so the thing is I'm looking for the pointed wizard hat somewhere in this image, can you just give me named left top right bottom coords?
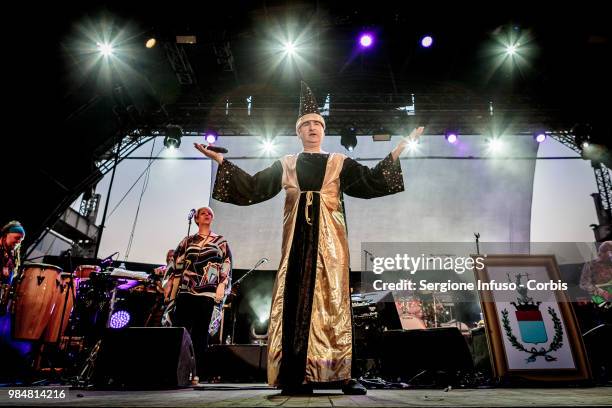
left=296, top=81, right=326, bottom=133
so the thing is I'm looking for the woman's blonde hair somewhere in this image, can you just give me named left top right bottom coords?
left=194, top=206, right=215, bottom=225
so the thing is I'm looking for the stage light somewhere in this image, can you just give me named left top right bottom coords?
left=341, top=127, right=357, bottom=151
left=97, top=42, right=114, bottom=57
left=573, top=123, right=592, bottom=151
left=205, top=131, right=218, bottom=144
left=487, top=137, right=504, bottom=153
left=505, top=44, right=517, bottom=56
left=250, top=317, right=269, bottom=344
left=261, top=138, right=276, bottom=154
left=145, top=38, right=156, bottom=48
left=176, top=35, right=197, bottom=44
left=407, top=139, right=419, bottom=152
left=283, top=41, right=296, bottom=56
left=444, top=130, right=458, bottom=144
left=533, top=132, right=547, bottom=143
left=109, top=310, right=131, bottom=329
left=421, top=36, right=433, bottom=48
left=164, top=125, right=182, bottom=149
left=359, top=33, right=374, bottom=48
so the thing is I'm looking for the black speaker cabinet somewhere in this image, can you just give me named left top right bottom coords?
left=92, top=327, right=196, bottom=388
left=381, top=327, right=473, bottom=379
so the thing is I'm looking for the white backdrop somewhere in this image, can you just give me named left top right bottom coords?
left=86, top=135, right=598, bottom=267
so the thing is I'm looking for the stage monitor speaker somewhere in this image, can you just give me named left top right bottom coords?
left=92, top=327, right=196, bottom=388
left=201, top=344, right=267, bottom=382
left=381, top=327, right=473, bottom=379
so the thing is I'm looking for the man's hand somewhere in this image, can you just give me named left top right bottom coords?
left=392, top=127, right=425, bottom=161
left=194, top=143, right=224, bottom=164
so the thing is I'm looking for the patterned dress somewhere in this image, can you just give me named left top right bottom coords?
left=167, top=233, right=232, bottom=335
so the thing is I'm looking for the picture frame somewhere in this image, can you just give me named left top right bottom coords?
left=474, top=254, right=591, bottom=382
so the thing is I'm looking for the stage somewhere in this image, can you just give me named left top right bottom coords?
left=1, top=384, right=611, bottom=407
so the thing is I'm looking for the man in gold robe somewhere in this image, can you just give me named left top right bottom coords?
left=195, top=82, right=423, bottom=394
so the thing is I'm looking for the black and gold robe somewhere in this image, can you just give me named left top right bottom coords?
left=213, top=152, right=404, bottom=386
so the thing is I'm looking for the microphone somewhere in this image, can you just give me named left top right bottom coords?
left=254, top=257, right=269, bottom=269
left=205, top=145, right=228, bottom=154
left=187, top=208, right=196, bottom=221
left=100, top=252, right=119, bottom=267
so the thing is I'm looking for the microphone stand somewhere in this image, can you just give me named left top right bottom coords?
left=233, top=259, right=268, bottom=287
left=187, top=211, right=195, bottom=238
left=229, top=258, right=269, bottom=344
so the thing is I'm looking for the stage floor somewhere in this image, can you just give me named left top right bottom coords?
left=1, top=384, right=611, bottom=407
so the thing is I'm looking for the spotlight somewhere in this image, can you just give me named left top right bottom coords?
left=487, top=137, right=504, bottom=153
left=164, top=125, right=183, bottom=149
left=145, top=38, right=157, bottom=48
left=261, top=138, right=276, bottom=154
left=97, top=42, right=114, bottom=57
left=444, top=130, right=459, bottom=144
left=341, top=127, right=357, bottom=151
left=421, top=35, right=433, bottom=48
left=250, top=318, right=269, bottom=344
left=573, top=123, right=592, bottom=151
left=283, top=41, right=296, bottom=55
left=407, top=139, right=419, bottom=152
left=109, top=310, right=131, bottom=329
left=533, top=132, right=547, bottom=143
left=505, top=44, right=517, bottom=56
left=204, top=131, right=218, bottom=144
left=359, top=33, right=374, bottom=48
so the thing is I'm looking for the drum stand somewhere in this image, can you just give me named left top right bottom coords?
left=72, top=338, right=102, bottom=388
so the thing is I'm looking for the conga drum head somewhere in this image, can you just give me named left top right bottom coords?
left=21, top=262, right=63, bottom=272
left=13, top=263, right=62, bottom=340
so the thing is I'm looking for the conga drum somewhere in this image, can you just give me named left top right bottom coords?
left=12, top=263, right=62, bottom=340
left=43, top=272, right=76, bottom=343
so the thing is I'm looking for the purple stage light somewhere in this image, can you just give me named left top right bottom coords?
left=109, top=310, right=131, bottom=329
left=421, top=36, right=433, bottom=48
left=359, top=33, right=374, bottom=48
left=534, top=133, right=546, bottom=143
left=445, top=131, right=459, bottom=144
left=205, top=132, right=218, bottom=144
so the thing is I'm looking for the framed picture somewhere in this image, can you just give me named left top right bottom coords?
left=474, top=254, right=591, bottom=382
